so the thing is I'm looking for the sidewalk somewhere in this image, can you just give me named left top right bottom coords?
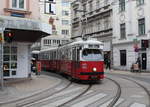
left=105, top=69, right=150, bottom=76
left=0, top=73, right=61, bottom=104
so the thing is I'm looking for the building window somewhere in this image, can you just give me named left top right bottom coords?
left=62, top=20, right=69, bottom=25
left=62, top=10, right=69, bottom=16
left=120, top=50, right=126, bottom=66
left=119, top=0, right=125, bottom=12
left=89, top=1, right=93, bottom=12
left=138, top=18, right=145, bottom=35
left=104, top=0, right=108, bottom=6
left=62, top=30, right=69, bottom=35
left=82, top=4, right=86, bottom=15
left=120, top=23, right=126, bottom=39
left=104, top=18, right=109, bottom=29
left=96, top=0, right=100, bottom=9
left=45, top=2, right=56, bottom=14
left=12, top=0, right=25, bottom=9
left=137, top=0, right=144, bottom=6
left=62, top=0, right=70, bottom=6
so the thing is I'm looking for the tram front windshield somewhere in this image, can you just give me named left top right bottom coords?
left=82, top=49, right=103, bottom=61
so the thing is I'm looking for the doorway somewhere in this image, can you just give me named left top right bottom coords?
left=141, top=53, right=147, bottom=70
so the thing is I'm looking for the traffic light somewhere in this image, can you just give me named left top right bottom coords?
left=0, top=32, right=4, bottom=43
left=141, top=39, right=149, bottom=48
left=4, top=30, right=14, bottom=43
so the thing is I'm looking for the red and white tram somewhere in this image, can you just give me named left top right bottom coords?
left=39, top=38, right=104, bottom=81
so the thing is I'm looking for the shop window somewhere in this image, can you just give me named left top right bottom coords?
left=3, top=45, right=17, bottom=77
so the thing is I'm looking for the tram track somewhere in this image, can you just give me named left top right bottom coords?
left=121, top=76, right=150, bottom=107
left=105, top=77, right=122, bottom=107
left=106, top=74, right=150, bottom=107
left=22, top=83, right=92, bottom=107
left=57, top=84, right=92, bottom=107
left=0, top=75, right=72, bottom=107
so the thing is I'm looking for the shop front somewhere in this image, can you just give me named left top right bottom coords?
left=0, top=16, right=52, bottom=78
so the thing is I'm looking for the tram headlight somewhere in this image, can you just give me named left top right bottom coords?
left=93, top=67, right=97, bottom=72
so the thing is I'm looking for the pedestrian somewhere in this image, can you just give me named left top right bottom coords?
left=106, top=59, right=111, bottom=70
left=136, top=57, right=141, bottom=72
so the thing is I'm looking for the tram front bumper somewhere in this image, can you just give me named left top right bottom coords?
left=80, top=72, right=104, bottom=80
left=80, top=72, right=104, bottom=75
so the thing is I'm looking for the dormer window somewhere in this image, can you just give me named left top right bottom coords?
left=12, top=0, right=25, bottom=9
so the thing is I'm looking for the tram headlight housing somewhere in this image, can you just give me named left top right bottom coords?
left=93, top=67, right=97, bottom=72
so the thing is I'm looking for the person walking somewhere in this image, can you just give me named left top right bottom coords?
left=136, top=57, right=141, bottom=72
left=106, top=59, right=111, bottom=70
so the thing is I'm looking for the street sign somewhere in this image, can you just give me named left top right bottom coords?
left=133, top=38, right=139, bottom=52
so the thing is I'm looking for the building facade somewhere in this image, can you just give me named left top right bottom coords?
left=112, top=0, right=150, bottom=71
left=41, top=36, right=69, bottom=50
left=36, top=0, right=71, bottom=50
left=71, top=0, right=113, bottom=64
left=0, top=0, right=51, bottom=78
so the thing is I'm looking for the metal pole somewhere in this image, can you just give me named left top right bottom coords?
left=0, top=29, right=4, bottom=90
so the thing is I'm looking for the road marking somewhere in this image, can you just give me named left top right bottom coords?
left=99, top=98, right=124, bottom=107
left=50, top=87, right=82, bottom=98
left=130, top=95, right=144, bottom=98
left=27, top=87, right=82, bottom=106
left=130, top=103, right=146, bottom=107
left=43, top=94, right=78, bottom=107
left=42, top=90, right=94, bottom=107
left=71, top=93, right=106, bottom=107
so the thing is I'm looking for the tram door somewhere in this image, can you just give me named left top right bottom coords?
left=72, top=47, right=76, bottom=77
left=141, top=53, right=147, bottom=70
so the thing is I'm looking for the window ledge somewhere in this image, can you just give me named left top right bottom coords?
left=136, top=34, right=147, bottom=37
left=4, top=8, right=31, bottom=15
left=119, top=38, right=126, bottom=40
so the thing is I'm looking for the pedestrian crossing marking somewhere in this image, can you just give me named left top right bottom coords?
left=42, top=90, right=94, bottom=107
left=99, top=98, right=124, bottom=107
left=71, top=93, right=106, bottom=107
left=26, top=87, right=82, bottom=106
left=43, top=94, right=78, bottom=107
left=130, top=103, right=146, bottom=107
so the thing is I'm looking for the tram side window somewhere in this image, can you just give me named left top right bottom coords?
left=72, top=48, right=76, bottom=61
left=77, top=48, right=80, bottom=61
left=54, top=51, right=56, bottom=60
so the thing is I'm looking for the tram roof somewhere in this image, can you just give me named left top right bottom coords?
left=72, top=39, right=102, bottom=45
left=40, top=47, right=58, bottom=53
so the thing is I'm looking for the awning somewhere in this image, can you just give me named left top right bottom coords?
left=0, top=15, right=52, bottom=35
left=0, top=15, right=52, bottom=42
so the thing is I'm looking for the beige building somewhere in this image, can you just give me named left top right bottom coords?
left=0, top=0, right=51, bottom=78
left=71, top=0, right=113, bottom=64
left=38, top=0, right=71, bottom=49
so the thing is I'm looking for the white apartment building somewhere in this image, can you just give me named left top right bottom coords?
left=71, top=0, right=113, bottom=63
left=39, top=0, right=71, bottom=49
left=112, top=0, right=150, bottom=71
